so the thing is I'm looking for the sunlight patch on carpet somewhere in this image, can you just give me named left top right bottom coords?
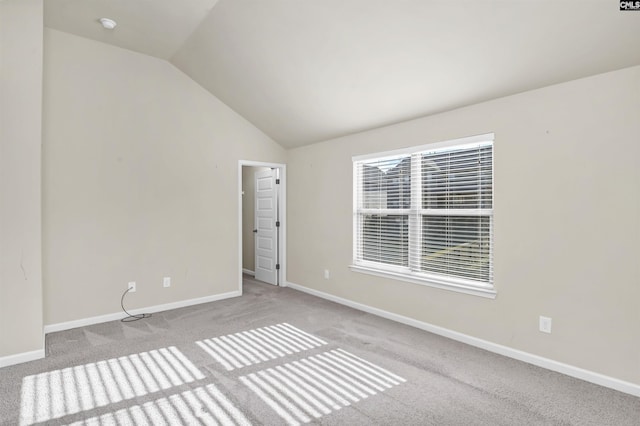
left=196, top=323, right=327, bottom=371
left=240, top=349, right=405, bottom=426
left=19, top=347, right=204, bottom=426
left=64, top=384, right=251, bottom=426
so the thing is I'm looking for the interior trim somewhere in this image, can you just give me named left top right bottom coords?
left=0, top=349, right=45, bottom=369
left=44, top=290, right=241, bottom=334
left=349, top=264, right=496, bottom=299
left=284, top=280, right=640, bottom=397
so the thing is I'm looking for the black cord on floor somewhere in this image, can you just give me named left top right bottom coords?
left=120, top=287, right=152, bottom=322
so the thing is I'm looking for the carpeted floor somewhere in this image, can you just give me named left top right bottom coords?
left=1, top=276, right=638, bottom=425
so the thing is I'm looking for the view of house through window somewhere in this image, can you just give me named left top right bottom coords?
left=352, top=134, right=494, bottom=296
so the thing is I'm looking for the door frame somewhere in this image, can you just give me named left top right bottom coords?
left=238, top=160, right=287, bottom=293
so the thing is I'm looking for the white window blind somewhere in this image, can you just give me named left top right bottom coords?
left=352, top=134, right=494, bottom=296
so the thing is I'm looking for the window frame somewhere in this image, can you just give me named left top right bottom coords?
left=351, top=133, right=496, bottom=299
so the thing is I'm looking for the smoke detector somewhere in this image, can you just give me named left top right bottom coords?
left=99, top=18, right=117, bottom=30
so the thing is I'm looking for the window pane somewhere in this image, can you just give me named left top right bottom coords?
left=360, top=214, right=409, bottom=267
left=360, top=156, right=411, bottom=209
left=422, top=146, right=492, bottom=209
left=354, top=137, right=494, bottom=292
left=421, top=215, right=491, bottom=282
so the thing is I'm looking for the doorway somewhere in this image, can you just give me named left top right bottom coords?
left=238, top=161, right=286, bottom=292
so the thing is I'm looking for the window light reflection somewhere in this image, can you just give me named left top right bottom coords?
left=197, top=323, right=327, bottom=371
left=240, top=349, right=405, bottom=426
left=19, top=346, right=204, bottom=426
left=66, top=384, right=251, bottom=426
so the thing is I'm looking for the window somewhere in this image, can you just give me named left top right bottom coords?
left=352, top=134, right=494, bottom=297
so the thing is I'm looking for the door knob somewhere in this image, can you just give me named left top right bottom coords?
left=253, top=229, right=258, bottom=233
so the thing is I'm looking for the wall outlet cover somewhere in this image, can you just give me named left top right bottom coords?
left=539, top=316, right=552, bottom=333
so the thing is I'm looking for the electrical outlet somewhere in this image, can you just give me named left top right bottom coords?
left=324, top=269, right=330, bottom=279
left=128, top=281, right=136, bottom=293
left=539, top=316, right=552, bottom=333
left=163, top=277, right=171, bottom=288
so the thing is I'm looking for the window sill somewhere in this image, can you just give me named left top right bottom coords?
left=349, top=264, right=497, bottom=299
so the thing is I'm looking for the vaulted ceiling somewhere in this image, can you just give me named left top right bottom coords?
left=44, top=0, right=640, bottom=148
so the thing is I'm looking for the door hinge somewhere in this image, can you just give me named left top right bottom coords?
left=275, top=179, right=280, bottom=184
left=276, top=221, right=280, bottom=227
left=276, top=264, right=280, bottom=270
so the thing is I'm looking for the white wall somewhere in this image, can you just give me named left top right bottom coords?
left=42, top=29, right=286, bottom=325
left=286, top=66, right=640, bottom=385
left=0, top=0, right=44, bottom=360
left=3, top=14, right=637, bottom=389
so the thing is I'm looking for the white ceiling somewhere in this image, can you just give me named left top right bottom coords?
left=45, top=0, right=221, bottom=59
left=45, top=1, right=640, bottom=148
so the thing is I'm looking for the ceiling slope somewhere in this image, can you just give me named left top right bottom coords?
left=45, top=1, right=640, bottom=148
left=45, top=0, right=220, bottom=59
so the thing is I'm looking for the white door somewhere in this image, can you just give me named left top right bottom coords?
left=254, top=169, right=278, bottom=285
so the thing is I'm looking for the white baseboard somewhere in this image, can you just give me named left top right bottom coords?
left=242, top=268, right=255, bottom=276
left=285, top=280, right=640, bottom=398
left=0, top=348, right=45, bottom=369
left=44, top=290, right=242, bottom=334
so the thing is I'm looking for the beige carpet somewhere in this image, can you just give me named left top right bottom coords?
left=0, top=276, right=638, bottom=425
